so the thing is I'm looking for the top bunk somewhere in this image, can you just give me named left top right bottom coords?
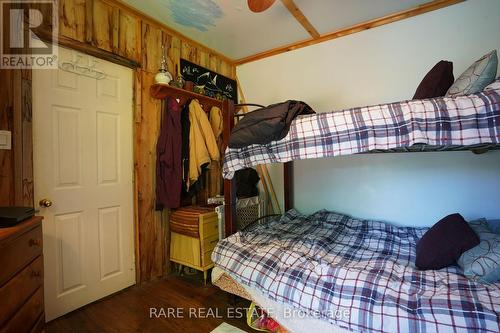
left=223, top=80, right=500, bottom=179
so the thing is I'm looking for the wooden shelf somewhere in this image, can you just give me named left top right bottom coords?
left=150, top=84, right=224, bottom=108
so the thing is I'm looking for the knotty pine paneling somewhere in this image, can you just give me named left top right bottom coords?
left=181, top=40, right=199, bottom=64
left=141, top=22, right=164, bottom=73
left=118, top=10, right=141, bottom=62
left=59, top=0, right=86, bottom=42
left=0, top=70, right=14, bottom=206
left=0, top=0, right=235, bottom=283
left=133, top=18, right=233, bottom=281
left=135, top=70, right=169, bottom=280
left=91, top=0, right=115, bottom=52
left=0, top=68, right=33, bottom=207
left=20, top=69, right=34, bottom=207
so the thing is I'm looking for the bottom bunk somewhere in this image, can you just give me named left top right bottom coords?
left=212, top=267, right=351, bottom=333
left=211, top=210, right=500, bottom=333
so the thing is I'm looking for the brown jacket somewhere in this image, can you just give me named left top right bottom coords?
left=188, top=99, right=220, bottom=188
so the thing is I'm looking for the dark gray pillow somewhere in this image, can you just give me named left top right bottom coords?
left=416, top=213, right=480, bottom=270
left=413, top=60, right=454, bottom=99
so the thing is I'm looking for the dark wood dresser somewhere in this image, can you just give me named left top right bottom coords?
left=0, top=216, right=44, bottom=333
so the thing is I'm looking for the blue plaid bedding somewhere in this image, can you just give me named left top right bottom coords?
left=223, top=85, right=500, bottom=179
left=212, top=210, right=500, bottom=332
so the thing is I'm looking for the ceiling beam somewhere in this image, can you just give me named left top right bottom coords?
left=280, top=0, right=320, bottom=38
left=236, top=0, right=465, bottom=65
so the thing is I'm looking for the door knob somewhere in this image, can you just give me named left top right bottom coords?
left=39, top=198, right=53, bottom=207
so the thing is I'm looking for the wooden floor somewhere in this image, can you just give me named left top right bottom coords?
left=46, top=273, right=250, bottom=333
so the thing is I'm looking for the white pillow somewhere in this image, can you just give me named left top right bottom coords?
left=446, top=50, right=498, bottom=97
left=483, top=78, right=500, bottom=91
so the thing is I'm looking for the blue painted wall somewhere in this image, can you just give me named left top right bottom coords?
left=238, top=0, right=500, bottom=227
left=293, top=151, right=500, bottom=226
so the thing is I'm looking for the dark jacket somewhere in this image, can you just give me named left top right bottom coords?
left=181, top=102, right=190, bottom=188
left=228, top=100, right=315, bottom=148
left=156, top=97, right=182, bottom=210
left=235, top=168, right=260, bottom=198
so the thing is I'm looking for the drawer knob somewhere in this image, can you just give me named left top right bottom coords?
left=29, top=238, right=41, bottom=247
left=31, top=270, right=42, bottom=278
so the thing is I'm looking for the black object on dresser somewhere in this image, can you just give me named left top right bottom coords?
left=0, top=207, right=35, bottom=228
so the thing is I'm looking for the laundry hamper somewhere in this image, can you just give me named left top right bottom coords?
left=215, top=196, right=261, bottom=240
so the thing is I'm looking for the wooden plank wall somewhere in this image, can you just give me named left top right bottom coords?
left=0, top=30, right=34, bottom=207
left=0, top=69, right=15, bottom=206
left=0, top=0, right=235, bottom=282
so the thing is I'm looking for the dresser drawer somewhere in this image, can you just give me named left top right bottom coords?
left=199, top=213, right=218, bottom=225
left=202, top=249, right=213, bottom=267
left=170, top=232, right=201, bottom=267
left=0, top=287, right=44, bottom=333
left=201, top=234, right=219, bottom=254
left=201, top=220, right=218, bottom=239
left=0, top=226, right=42, bottom=286
left=30, top=313, right=44, bottom=333
left=0, top=256, right=43, bottom=327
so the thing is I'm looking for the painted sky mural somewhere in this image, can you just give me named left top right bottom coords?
left=165, top=0, right=224, bottom=32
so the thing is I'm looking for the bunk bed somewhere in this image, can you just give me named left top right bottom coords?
left=214, top=81, right=500, bottom=333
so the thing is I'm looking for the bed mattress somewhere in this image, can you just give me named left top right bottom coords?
left=212, top=266, right=252, bottom=301
left=211, top=267, right=350, bottom=333
left=212, top=210, right=500, bottom=332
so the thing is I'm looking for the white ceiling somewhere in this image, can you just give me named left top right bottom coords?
left=121, top=0, right=434, bottom=60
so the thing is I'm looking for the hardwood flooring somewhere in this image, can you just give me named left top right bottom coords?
left=46, top=273, right=250, bottom=333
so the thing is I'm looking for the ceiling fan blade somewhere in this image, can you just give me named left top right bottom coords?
left=248, top=0, right=277, bottom=13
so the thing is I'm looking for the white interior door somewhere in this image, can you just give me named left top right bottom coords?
left=33, top=47, right=135, bottom=321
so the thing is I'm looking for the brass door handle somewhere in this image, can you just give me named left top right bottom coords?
left=39, top=198, right=53, bottom=207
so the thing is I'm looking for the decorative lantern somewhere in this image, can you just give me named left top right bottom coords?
left=154, top=45, right=173, bottom=85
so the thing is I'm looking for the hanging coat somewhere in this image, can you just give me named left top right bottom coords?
left=209, top=106, right=223, bottom=139
left=156, top=97, right=182, bottom=210
left=188, top=99, right=220, bottom=188
left=181, top=102, right=190, bottom=189
left=208, top=106, right=223, bottom=196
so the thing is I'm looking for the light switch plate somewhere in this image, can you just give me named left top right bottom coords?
left=0, top=130, right=12, bottom=150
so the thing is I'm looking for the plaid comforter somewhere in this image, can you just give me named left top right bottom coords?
left=223, top=87, right=500, bottom=178
left=212, top=210, right=500, bottom=332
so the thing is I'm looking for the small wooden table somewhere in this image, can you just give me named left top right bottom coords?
left=170, top=207, right=219, bottom=285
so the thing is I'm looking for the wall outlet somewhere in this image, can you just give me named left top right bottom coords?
left=0, top=130, right=12, bottom=150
